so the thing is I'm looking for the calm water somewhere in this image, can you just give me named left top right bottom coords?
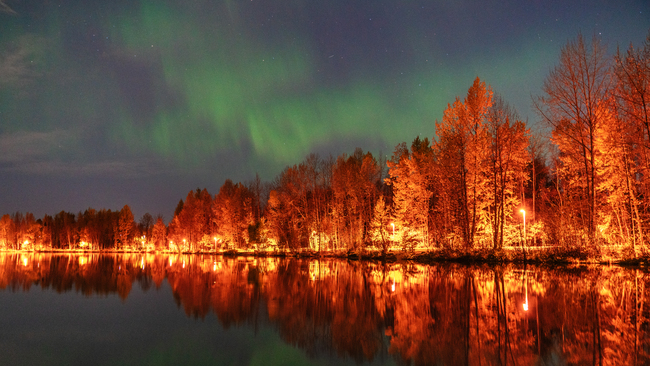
left=0, top=253, right=647, bottom=365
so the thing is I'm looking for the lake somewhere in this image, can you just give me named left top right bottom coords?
left=0, top=253, right=646, bottom=365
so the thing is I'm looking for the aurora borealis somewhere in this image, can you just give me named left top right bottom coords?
left=1, top=0, right=648, bottom=220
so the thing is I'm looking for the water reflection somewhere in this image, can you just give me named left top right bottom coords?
left=0, top=253, right=648, bottom=365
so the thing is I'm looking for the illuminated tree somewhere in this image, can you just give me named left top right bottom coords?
left=194, top=188, right=214, bottom=250
left=21, top=213, right=40, bottom=249
left=166, top=215, right=183, bottom=252
left=246, top=173, right=265, bottom=223
left=526, top=133, right=550, bottom=223
left=213, top=180, right=254, bottom=249
left=368, top=195, right=391, bottom=253
left=53, top=211, right=77, bottom=249
left=265, top=188, right=293, bottom=248
left=0, top=214, right=14, bottom=249
left=386, top=138, right=433, bottom=249
left=40, top=215, right=53, bottom=249
left=177, top=191, right=197, bottom=250
left=116, top=205, right=135, bottom=249
left=614, top=32, right=650, bottom=251
left=173, top=188, right=214, bottom=251
left=434, top=77, right=492, bottom=249
left=151, top=216, right=167, bottom=250
left=138, top=213, right=154, bottom=241
left=535, top=33, right=613, bottom=245
left=485, top=96, right=530, bottom=249
left=265, top=166, right=310, bottom=249
left=12, top=212, right=26, bottom=248
left=302, top=153, right=330, bottom=252
left=331, top=149, right=380, bottom=251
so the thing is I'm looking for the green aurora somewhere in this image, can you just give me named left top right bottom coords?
left=0, top=0, right=648, bottom=217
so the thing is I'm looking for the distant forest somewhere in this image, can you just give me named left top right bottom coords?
left=2, top=32, right=650, bottom=257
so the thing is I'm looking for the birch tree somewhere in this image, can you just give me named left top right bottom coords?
left=485, top=96, right=530, bottom=249
left=534, top=33, right=613, bottom=245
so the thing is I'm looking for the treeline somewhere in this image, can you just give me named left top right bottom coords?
left=0, top=208, right=163, bottom=250
left=1, top=31, right=649, bottom=255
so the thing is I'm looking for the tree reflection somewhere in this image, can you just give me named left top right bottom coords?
left=1, top=253, right=650, bottom=365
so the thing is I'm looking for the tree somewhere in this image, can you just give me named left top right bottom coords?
left=368, top=195, right=391, bottom=254
left=139, top=213, right=154, bottom=241
left=0, top=214, right=14, bottom=249
left=266, top=161, right=315, bottom=250
left=614, top=32, right=650, bottom=252
left=174, top=189, right=213, bottom=251
left=213, top=180, right=253, bottom=249
left=21, top=212, right=39, bottom=249
left=331, top=149, right=380, bottom=251
left=116, top=205, right=135, bottom=249
left=534, top=33, right=613, bottom=245
left=151, top=216, right=167, bottom=250
left=167, top=216, right=183, bottom=252
left=53, top=211, right=77, bottom=249
left=485, top=96, right=530, bottom=249
left=386, top=138, right=433, bottom=249
left=434, top=77, right=493, bottom=249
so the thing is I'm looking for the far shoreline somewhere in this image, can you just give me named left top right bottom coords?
left=3, top=245, right=649, bottom=268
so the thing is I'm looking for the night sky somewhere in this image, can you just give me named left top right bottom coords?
left=0, top=0, right=648, bottom=221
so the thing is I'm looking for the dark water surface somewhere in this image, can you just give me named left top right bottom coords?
left=0, top=253, right=647, bottom=365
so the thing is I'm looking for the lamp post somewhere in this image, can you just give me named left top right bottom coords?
left=391, top=223, right=395, bottom=236
left=183, top=239, right=186, bottom=252
left=214, top=237, right=217, bottom=254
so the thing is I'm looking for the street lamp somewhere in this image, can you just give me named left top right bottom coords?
left=391, top=223, right=395, bottom=236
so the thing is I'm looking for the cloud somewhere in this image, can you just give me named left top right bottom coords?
left=0, top=130, right=74, bottom=164
left=0, top=1, right=15, bottom=15
left=0, top=129, right=165, bottom=177
left=0, top=35, right=45, bottom=91
left=5, top=160, right=168, bottom=178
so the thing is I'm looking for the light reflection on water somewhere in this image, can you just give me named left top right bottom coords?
left=0, top=253, right=648, bottom=365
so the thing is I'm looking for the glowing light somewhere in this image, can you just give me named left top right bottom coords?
left=22, top=256, right=28, bottom=267
left=391, top=278, right=395, bottom=292
left=390, top=223, right=395, bottom=236
left=523, top=269, right=529, bottom=311
left=213, top=262, right=217, bottom=272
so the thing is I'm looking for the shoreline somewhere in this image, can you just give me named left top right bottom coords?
left=2, top=246, right=649, bottom=268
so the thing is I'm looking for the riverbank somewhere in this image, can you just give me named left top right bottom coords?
left=3, top=244, right=649, bottom=267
